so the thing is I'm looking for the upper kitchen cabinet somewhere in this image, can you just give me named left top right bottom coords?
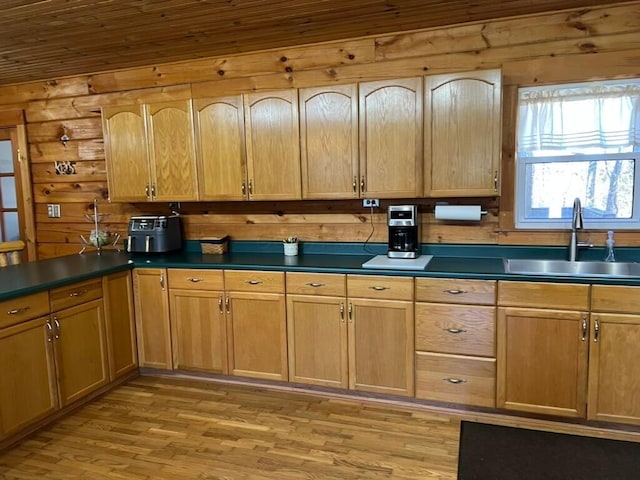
left=193, top=96, right=248, bottom=201
left=424, top=69, right=502, bottom=197
left=299, top=85, right=359, bottom=199
left=145, top=100, right=199, bottom=202
left=359, top=78, right=423, bottom=199
left=102, top=101, right=199, bottom=202
left=102, top=105, right=150, bottom=202
left=244, top=90, right=301, bottom=200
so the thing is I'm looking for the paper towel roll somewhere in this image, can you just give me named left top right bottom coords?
left=435, top=205, right=483, bottom=221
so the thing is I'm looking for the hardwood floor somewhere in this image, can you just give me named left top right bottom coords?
left=0, top=376, right=460, bottom=479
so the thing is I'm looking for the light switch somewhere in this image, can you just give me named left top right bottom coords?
left=47, top=204, right=61, bottom=218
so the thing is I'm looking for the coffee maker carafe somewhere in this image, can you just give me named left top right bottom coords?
left=387, top=205, right=420, bottom=258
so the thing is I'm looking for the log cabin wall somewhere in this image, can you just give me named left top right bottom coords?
left=1, top=2, right=640, bottom=259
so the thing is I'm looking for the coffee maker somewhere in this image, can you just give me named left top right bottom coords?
left=387, top=205, right=420, bottom=258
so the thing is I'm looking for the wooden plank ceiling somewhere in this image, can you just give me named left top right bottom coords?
left=0, top=0, right=630, bottom=86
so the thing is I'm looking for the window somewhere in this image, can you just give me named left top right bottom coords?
left=515, top=79, right=640, bottom=229
left=0, top=129, right=22, bottom=241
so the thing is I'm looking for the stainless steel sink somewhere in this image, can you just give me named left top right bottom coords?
left=504, top=258, right=640, bottom=278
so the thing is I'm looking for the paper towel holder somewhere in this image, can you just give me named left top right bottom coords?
left=434, top=203, right=488, bottom=221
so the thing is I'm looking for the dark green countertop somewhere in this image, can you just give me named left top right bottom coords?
left=2, top=241, right=640, bottom=301
left=0, top=251, right=132, bottom=301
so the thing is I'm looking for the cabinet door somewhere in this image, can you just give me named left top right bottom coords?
left=359, top=77, right=423, bottom=198
left=226, top=291, right=287, bottom=381
left=287, top=295, right=348, bottom=388
left=587, top=313, right=640, bottom=425
left=146, top=100, right=199, bottom=201
left=170, top=289, right=227, bottom=374
left=348, top=298, right=414, bottom=397
left=102, top=105, right=150, bottom=202
left=103, top=271, right=137, bottom=380
left=497, top=307, right=589, bottom=418
left=133, top=269, right=172, bottom=369
left=424, top=69, right=501, bottom=197
left=194, top=96, right=247, bottom=200
left=299, top=85, right=359, bottom=199
left=53, top=299, right=109, bottom=407
left=0, top=317, right=58, bottom=438
left=244, top=90, right=301, bottom=200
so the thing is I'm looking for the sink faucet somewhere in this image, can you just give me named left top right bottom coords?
left=568, top=198, right=592, bottom=261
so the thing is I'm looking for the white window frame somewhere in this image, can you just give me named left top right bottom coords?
left=515, top=152, right=640, bottom=229
left=515, top=79, right=640, bottom=230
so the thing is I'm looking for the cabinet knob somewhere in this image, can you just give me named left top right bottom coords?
left=68, top=289, right=87, bottom=297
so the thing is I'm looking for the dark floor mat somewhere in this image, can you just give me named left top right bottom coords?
left=458, top=421, right=640, bottom=480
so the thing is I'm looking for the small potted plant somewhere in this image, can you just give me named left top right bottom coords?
left=283, top=236, right=298, bottom=256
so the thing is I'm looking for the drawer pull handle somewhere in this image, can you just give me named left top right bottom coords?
left=594, top=317, right=600, bottom=343
left=7, top=306, right=30, bottom=315
left=68, top=289, right=88, bottom=297
left=46, top=321, right=53, bottom=342
left=246, top=280, right=263, bottom=285
left=218, top=297, right=223, bottom=313
left=444, top=377, right=467, bottom=384
left=305, top=282, right=325, bottom=288
left=188, top=278, right=204, bottom=283
left=581, top=317, right=588, bottom=341
left=444, top=327, right=467, bottom=334
left=443, top=289, right=466, bottom=295
left=369, top=286, right=389, bottom=291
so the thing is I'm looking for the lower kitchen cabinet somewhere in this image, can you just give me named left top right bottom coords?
left=225, top=271, right=288, bottom=381
left=103, top=271, right=138, bottom=380
left=133, top=268, right=172, bottom=369
left=0, top=316, right=57, bottom=439
left=414, top=278, right=496, bottom=407
left=168, top=269, right=227, bottom=374
left=286, top=273, right=348, bottom=389
left=497, top=281, right=590, bottom=418
left=588, top=285, right=640, bottom=426
left=347, top=275, right=414, bottom=397
left=52, top=299, right=109, bottom=407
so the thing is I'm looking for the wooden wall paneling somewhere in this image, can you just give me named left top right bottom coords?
left=25, top=85, right=193, bottom=123
left=497, top=85, right=518, bottom=236
left=31, top=161, right=106, bottom=184
left=32, top=182, right=108, bottom=204
left=375, top=3, right=640, bottom=61
left=90, top=39, right=375, bottom=93
left=26, top=118, right=103, bottom=144
left=0, top=78, right=90, bottom=104
left=502, top=49, right=640, bottom=87
left=34, top=202, right=143, bottom=225
left=30, top=140, right=104, bottom=163
left=37, top=243, right=88, bottom=260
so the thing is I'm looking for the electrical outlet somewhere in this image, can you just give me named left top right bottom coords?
left=362, top=199, right=380, bottom=208
left=47, top=204, right=61, bottom=218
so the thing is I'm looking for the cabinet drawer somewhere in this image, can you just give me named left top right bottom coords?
left=224, top=270, right=284, bottom=293
left=415, top=303, right=495, bottom=357
left=168, top=268, right=224, bottom=290
left=591, top=285, right=640, bottom=314
left=415, top=278, right=495, bottom=305
left=498, top=281, right=589, bottom=310
left=50, top=278, right=103, bottom=312
left=286, top=272, right=345, bottom=296
left=347, top=275, right=413, bottom=301
left=0, top=291, right=50, bottom=329
left=415, top=352, right=496, bottom=408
